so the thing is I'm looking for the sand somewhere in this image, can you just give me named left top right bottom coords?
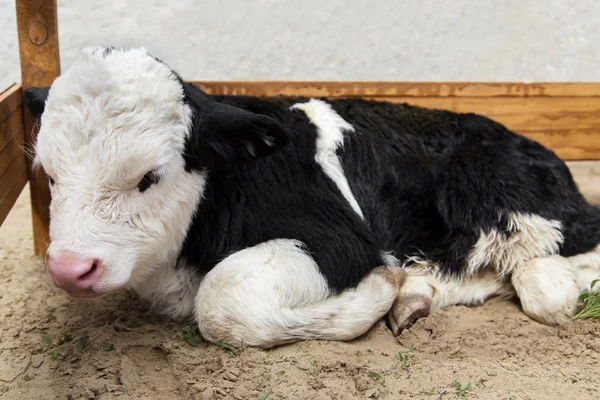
left=1, top=161, right=599, bottom=400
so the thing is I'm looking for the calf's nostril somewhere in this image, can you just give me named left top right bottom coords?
left=79, top=262, right=98, bottom=281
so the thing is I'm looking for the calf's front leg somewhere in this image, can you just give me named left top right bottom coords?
left=194, top=239, right=405, bottom=348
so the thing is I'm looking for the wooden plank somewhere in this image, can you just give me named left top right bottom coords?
left=0, top=127, right=25, bottom=179
left=0, top=141, right=27, bottom=209
left=524, top=130, right=600, bottom=160
left=0, top=84, right=22, bottom=122
left=193, top=81, right=600, bottom=161
left=0, top=84, right=26, bottom=227
left=0, top=84, right=17, bottom=96
left=353, top=97, right=600, bottom=159
left=356, top=96, right=600, bottom=131
left=0, top=108, right=24, bottom=151
left=193, top=81, right=600, bottom=98
left=17, top=0, right=60, bottom=255
left=0, top=168, right=27, bottom=228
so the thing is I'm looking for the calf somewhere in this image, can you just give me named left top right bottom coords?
left=24, top=47, right=600, bottom=348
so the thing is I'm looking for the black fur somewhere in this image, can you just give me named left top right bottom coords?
left=330, top=99, right=600, bottom=276
left=137, top=170, right=161, bottom=193
left=23, top=87, right=50, bottom=118
left=180, top=91, right=383, bottom=292
left=178, top=88, right=600, bottom=289
left=103, top=46, right=117, bottom=57
left=181, top=83, right=289, bottom=170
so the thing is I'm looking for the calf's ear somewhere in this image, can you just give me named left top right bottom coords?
left=184, top=86, right=289, bottom=169
left=23, top=86, right=51, bottom=118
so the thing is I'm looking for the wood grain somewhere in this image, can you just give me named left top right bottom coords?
left=0, top=138, right=27, bottom=201
left=0, top=84, right=26, bottom=227
left=17, top=0, right=60, bottom=255
left=0, top=127, right=27, bottom=227
left=0, top=126, right=25, bottom=179
left=194, top=81, right=600, bottom=160
left=0, top=168, right=27, bottom=230
left=1, top=108, right=23, bottom=151
left=0, top=84, right=22, bottom=124
left=193, top=81, right=600, bottom=98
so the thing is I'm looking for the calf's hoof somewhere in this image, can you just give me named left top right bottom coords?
left=387, top=294, right=432, bottom=336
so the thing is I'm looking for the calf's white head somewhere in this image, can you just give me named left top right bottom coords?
left=24, top=46, right=288, bottom=298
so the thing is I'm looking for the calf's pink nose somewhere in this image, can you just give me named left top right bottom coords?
left=47, top=251, right=103, bottom=290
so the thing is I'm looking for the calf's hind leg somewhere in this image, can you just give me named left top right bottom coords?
left=388, top=212, right=566, bottom=334
left=194, top=239, right=405, bottom=348
left=389, top=221, right=600, bottom=331
left=387, top=266, right=513, bottom=336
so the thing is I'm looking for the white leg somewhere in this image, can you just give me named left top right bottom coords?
left=194, top=239, right=404, bottom=348
left=512, top=245, right=600, bottom=326
left=566, top=244, right=600, bottom=292
left=388, top=266, right=512, bottom=335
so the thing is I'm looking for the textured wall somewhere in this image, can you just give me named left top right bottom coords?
left=1, top=0, right=599, bottom=90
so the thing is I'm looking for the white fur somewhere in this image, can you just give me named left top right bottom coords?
left=467, top=212, right=563, bottom=276
left=36, top=47, right=205, bottom=296
left=401, top=266, right=513, bottom=311
left=387, top=264, right=513, bottom=335
left=195, top=239, right=397, bottom=348
left=130, top=262, right=203, bottom=321
left=396, top=220, right=597, bottom=327
left=401, top=254, right=439, bottom=272
left=290, top=99, right=364, bottom=219
left=512, top=244, right=600, bottom=325
left=512, top=256, right=579, bottom=325
left=567, top=244, right=600, bottom=292
left=395, top=213, right=567, bottom=325
left=381, top=251, right=401, bottom=267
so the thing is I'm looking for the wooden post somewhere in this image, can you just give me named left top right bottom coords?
left=16, top=0, right=60, bottom=256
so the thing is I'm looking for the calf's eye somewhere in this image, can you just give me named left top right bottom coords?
left=48, top=176, right=55, bottom=186
left=137, top=171, right=161, bottom=193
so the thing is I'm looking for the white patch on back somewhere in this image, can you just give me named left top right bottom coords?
left=467, top=212, right=564, bottom=276
left=290, top=99, right=364, bottom=219
left=195, top=239, right=398, bottom=348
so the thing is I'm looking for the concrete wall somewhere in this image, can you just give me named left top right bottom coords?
left=1, top=0, right=599, bottom=90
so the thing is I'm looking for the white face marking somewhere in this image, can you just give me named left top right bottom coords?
left=35, top=47, right=206, bottom=294
left=290, top=99, right=364, bottom=219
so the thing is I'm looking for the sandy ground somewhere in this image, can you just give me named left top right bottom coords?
left=0, top=162, right=599, bottom=400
